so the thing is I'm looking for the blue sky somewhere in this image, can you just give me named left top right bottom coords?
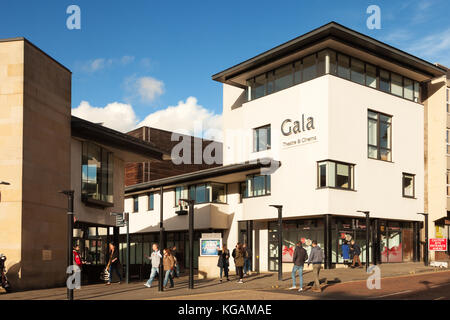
left=0, top=0, right=449, bottom=135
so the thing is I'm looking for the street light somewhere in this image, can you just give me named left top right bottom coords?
left=417, top=213, right=429, bottom=266
left=269, top=205, right=283, bottom=281
left=59, top=190, right=74, bottom=301
left=356, top=210, right=370, bottom=271
left=179, top=198, right=195, bottom=289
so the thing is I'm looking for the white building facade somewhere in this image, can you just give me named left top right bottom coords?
left=124, top=23, right=447, bottom=274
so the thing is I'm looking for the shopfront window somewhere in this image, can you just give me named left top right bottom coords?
left=368, top=110, right=392, bottom=161
left=317, top=160, right=354, bottom=190
left=81, top=142, right=114, bottom=205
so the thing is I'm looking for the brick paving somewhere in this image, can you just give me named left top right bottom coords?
left=0, top=262, right=448, bottom=300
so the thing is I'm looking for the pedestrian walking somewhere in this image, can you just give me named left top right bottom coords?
left=73, top=245, right=83, bottom=270
left=217, top=244, right=230, bottom=283
left=289, top=241, right=308, bottom=292
left=144, top=243, right=162, bottom=288
left=243, top=243, right=252, bottom=276
left=232, top=244, right=238, bottom=275
left=234, top=243, right=247, bottom=283
left=307, top=240, right=324, bottom=293
left=350, top=240, right=362, bottom=268
left=106, top=243, right=122, bottom=285
left=172, top=245, right=180, bottom=277
left=163, top=248, right=175, bottom=288
left=341, top=240, right=350, bottom=267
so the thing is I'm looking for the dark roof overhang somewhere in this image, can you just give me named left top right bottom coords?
left=125, top=158, right=281, bottom=193
left=212, top=22, right=447, bottom=86
left=71, top=116, right=165, bottom=161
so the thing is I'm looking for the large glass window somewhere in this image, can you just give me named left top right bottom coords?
left=350, top=58, right=365, bottom=85
left=274, top=64, right=293, bottom=92
left=302, top=54, right=317, bottom=82
left=82, top=142, right=114, bottom=205
left=175, top=186, right=187, bottom=206
left=379, top=69, right=390, bottom=93
left=317, top=160, right=354, bottom=190
left=404, top=78, right=414, bottom=100
left=184, top=183, right=226, bottom=204
left=391, top=73, right=403, bottom=97
left=365, top=63, right=377, bottom=88
left=211, top=183, right=226, bottom=203
left=368, top=110, right=392, bottom=161
left=337, top=54, right=350, bottom=79
left=402, top=173, right=415, bottom=198
left=252, top=74, right=266, bottom=100
left=245, top=174, right=271, bottom=198
left=253, top=125, right=271, bottom=152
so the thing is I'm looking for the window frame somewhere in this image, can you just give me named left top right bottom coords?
left=402, top=173, right=415, bottom=199
left=253, top=124, right=271, bottom=152
left=133, top=196, right=139, bottom=213
left=243, top=174, right=272, bottom=199
left=368, top=109, right=393, bottom=162
left=316, top=160, right=355, bottom=191
left=148, top=192, right=154, bottom=211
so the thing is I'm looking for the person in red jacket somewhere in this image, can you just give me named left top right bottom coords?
left=73, top=245, right=83, bottom=270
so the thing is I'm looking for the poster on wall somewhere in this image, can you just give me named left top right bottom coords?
left=429, top=238, right=448, bottom=251
left=200, top=238, right=222, bottom=256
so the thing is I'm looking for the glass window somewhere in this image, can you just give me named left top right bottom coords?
left=391, top=73, right=403, bottom=97
left=175, top=186, right=188, bottom=206
left=293, top=60, right=302, bottom=84
left=402, top=173, right=415, bottom=198
left=380, top=69, right=390, bottom=93
left=368, top=110, right=392, bottom=161
left=317, top=50, right=326, bottom=76
left=404, top=78, right=414, bottom=100
left=317, top=161, right=354, bottom=190
left=302, top=54, right=316, bottom=82
left=447, top=170, right=450, bottom=196
left=195, top=184, right=208, bottom=204
left=148, top=193, right=154, bottom=211
left=133, top=196, right=139, bottom=213
left=274, top=64, right=293, bottom=92
left=337, top=54, right=350, bottom=79
left=447, top=87, right=449, bottom=112
left=350, top=58, right=365, bottom=85
left=246, top=174, right=271, bottom=198
left=365, top=63, right=377, bottom=88
left=211, top=183, right=226, bottom=203
left=239, top=182, right=247, bottom=202
left=267, top=71, right=274, bottom=95
left=82, top=142, right=114, bottom=204
left=414, top=82, right=420, bottom=102
left=252, top=74, right=266, bottom=100
left=447, top=129, right=450, bottom=155
left=329, top=50, right=337, bottom=75
left=253, top=125, right=271, bottom=152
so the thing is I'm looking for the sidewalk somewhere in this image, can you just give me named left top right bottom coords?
left=0, top=262, right=448, bottom=300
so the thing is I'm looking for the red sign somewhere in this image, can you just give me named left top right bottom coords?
left=429, top=239, right=448, bottom=251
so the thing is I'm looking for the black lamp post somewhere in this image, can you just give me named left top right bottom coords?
left=159, top=186, right=164, bottom=292
left=418, top=213, right=429, bottom=266
left=357, top=210, right=370, bottom=271
left=59, top=190, right=74, bottom=301
left=269, top=205, right=283, bottom=281
left=180, top=198, right=195, bottom=289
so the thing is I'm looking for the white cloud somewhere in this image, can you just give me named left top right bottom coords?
left=71, top=97, right=223, bottom=140
left=124, top=75, right=165, bottom=103
left=72, top=101, right=139, bottom=133
left=137, top=97, right=222, bottom=139
left=79, top=56, right=135, bottom=73
left=407, top=28, right=450, bottom=66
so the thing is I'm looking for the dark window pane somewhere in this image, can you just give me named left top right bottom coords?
left=391, top=73, right=403, bottom=97
left=366, top=64, right=377, bottom=88
left=380, top=69, right=390, bottom=92
left=267, top=72, right=274, bottom=94
left=252, top=74, right=266, bottom=99
left=379, top=122, right=391, bottom=149
left=317, top=51, right=326, bottom=76
left=294, top=60, right=302, bottom=84
left=274, top=64, right=293, bottom=92
left=302, top=54, right=316, bottom=82
left=336, top=164, right=350, bottom=189
left=319, top=163, right=326, bottom=187
left=337, top=54, right=350, bottom=79
left=404, top=78, right=414, bottom=100
left=350, top=58, right=365, bottom=85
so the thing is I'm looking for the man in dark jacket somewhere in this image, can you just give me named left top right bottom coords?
left=307, top=240, right=324, bottom=292
left=290, top=241, right=308, bottom=292
left=350, top=240, right=362, bottom=268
